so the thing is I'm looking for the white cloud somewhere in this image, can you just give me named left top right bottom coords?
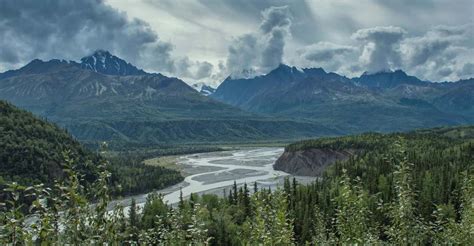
left=352, top=26, right=406, bottom=73
left=1, top=0, right=472, bottom=84
left=224, top=5, right=292, bottom=79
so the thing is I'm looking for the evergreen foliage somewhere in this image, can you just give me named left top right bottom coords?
left=0, top=100, right=183, bottom=200
left=0, top=125, right=472, bottom=244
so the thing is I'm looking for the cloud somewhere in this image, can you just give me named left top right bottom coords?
left=138, top=41, right=175, bottom=72
left=460, top=63, right=474, bottom=77
left=259, top=5, right=292, bottom=34
left=299, top=42, right=356, bottom=62
left=174, top=58, right=214, bottom=80
left=431, top=24, right=473, bottom=37
left=225, top=34, right=259, bottom=77
left=260, top=6, right=292, bottom=71
left=401, top=37, right=451, bottom=67
left=0, top=0, right=212, bottom=83
left=0, top=0, right=158, bottom=67
left=291, top=23, right=473, bottom=81
left=290, top=42, right=357, bottom=74
left=225, top=5, right=292, bottom=78
left=194, top=61, right=214, bottom=80
left=401, top=24, right=472, bottom=68
left=352, top=26, right=406, bottom=73
left=2, top=1, right=472, bottom=83
left=398, top=24, right=474, bottom=81
left=260, top=27, right=287, bottom=70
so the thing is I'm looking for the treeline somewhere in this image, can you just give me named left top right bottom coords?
left=105, top=145, right=219, bottom=196
left=108, top=145, right=224, bottom=161
left=107, top=155, right=183, bottom=196
left=0, top=137, right=472, bottom=244
left=286, top=126, right=474, bottom=151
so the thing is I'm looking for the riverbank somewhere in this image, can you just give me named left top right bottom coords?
left=109, top=147, right=317, bottom=211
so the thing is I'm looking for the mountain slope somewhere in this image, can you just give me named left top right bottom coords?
left=432, top=79, right=474, bottom=118
left=0, top=56, right=337, bottom=147
left=0, top=100, right=184, bottom=199
left=80, top=50, right=147, bottom=76
left=0, top=100, right=99, bottom=187
left=192, top=82, right=216, bottom=96
left=212, top=65, right=473, bottom=133
left=353, top=69, right=426, bottom=89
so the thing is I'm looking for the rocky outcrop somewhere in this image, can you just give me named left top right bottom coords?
left=274, top=148, right=357, bottom=176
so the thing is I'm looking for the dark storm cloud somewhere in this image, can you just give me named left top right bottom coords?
left=0, top=0, right=210, bottom=80
left=0, top=0, right=162, bottom=66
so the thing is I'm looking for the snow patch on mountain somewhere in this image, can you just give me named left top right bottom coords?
left=192, top=82, right=216, bottom=96
left=80, top=50, right=147, bottom=76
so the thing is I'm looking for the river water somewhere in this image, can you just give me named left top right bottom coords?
left=109, top=147, right=316, bottom=211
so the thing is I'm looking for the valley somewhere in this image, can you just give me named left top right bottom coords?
left=0, top=53, right=338, bottom=148
left=2, top=51, right=473, bottom=149
left=110, top=148, right=317, bottom=210
left=0, top=21, right=473, bottom=246
left=1, top=1, right=473, bottom=244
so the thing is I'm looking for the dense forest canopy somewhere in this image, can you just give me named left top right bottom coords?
left=0, top=100, right=183, bottom=199
left=0, top=100, right=100, bottom=188
left=1, top=124, right=472, bottom=244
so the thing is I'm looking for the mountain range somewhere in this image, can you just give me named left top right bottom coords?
left=1, top=51, right=472, bottom=147
left=212, top=64, right=474, bottom=133
left=0, top=51, right=335, bottom=148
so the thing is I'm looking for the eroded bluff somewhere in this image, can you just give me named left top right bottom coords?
left=274, top=148, right=358, bottom=176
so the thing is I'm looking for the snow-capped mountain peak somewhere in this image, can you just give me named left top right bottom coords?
left=80, top=50, right=147, bottom=76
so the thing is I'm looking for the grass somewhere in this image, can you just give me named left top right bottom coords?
left=143, top=156, right=186, bottom=175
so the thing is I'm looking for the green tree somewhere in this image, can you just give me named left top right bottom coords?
left=387, top=139, right=427, bottom=245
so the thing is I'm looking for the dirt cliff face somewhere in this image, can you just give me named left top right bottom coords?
left=274, top=148, right=357, bottom=176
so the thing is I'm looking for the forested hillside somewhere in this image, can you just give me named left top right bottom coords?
left=0, top=100, right=183, bottom=198
left=1, top=125, right=472, bottom=244
left=0, top=100, right=100, bottom=188
left=280, top=126, right=474, bottom=242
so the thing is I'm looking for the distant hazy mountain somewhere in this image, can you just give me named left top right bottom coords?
left=212, top=64, right=473, bottom=133
left=192, top=82, right=216, bottom=96
left=213, top=64, right=369, bottom=112
left=0, top=54, right=336, bottom=147
left=353, top=70, right=426, bottom=89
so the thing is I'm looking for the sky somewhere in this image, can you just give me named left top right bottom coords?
left=0, top=0, right=473, bottom=85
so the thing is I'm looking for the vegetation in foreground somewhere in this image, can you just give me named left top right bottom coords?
left=0, top=133, right=472, bottom=244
